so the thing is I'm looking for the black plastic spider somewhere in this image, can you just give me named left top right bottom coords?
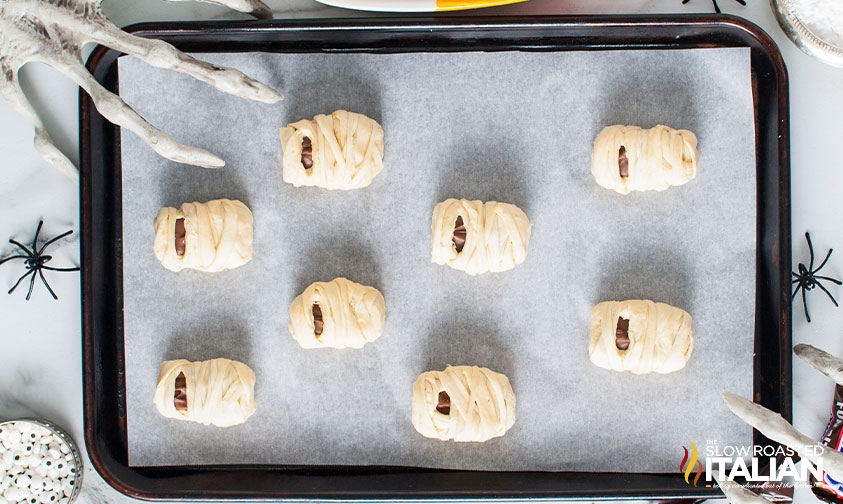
left=0, top=221, right=80, bottom=301
left=682, top=0, right=747, bottom=14
left=792, top=232, right=842, bottom=323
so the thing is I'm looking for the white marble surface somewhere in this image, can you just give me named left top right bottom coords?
left=1, top=0, right=842, bottom=503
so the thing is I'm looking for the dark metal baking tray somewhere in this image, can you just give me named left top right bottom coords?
left=80, top=15, right=791, bottom=500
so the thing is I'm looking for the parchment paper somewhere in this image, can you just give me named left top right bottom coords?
left=119, top=47, right=756, bottom=471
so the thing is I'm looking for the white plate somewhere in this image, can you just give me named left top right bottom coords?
left=313, top=0, right=528, bottom=12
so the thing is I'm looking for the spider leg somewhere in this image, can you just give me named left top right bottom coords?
left=802, top=284, right=811, bottom=323
left=8, top=239, right=35, bottom=257
left=31, top=221, right=44, bottom=251
left=38, top=270, right=58, bottom=301
left=735, top=0, right=747, bottom=4
left=8, top=269, right=35, bottom=295
left=816, top=281, right=840, bottom=307
left=793, top=283, right=803, bottom=301
left=25, top=269, right=39, bottom=300
left=0, top=255, right=29, bottom=266
left=41, top=265, right=80, bottom=272
left=37, top=229, right=74, bottom=256
left=806, top=232, right=816, bottom=272
left=814, top=275, right=843, bottom=286
left=815, top=248, right=835, bottom=274
left=712, top=0, right=722, bottom=13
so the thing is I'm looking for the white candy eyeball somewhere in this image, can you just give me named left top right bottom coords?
left=37, top=492, right=56, bottom=504
left=44, top=453, right=57, bottom=463
left=4, top=486, right=24, bottom=502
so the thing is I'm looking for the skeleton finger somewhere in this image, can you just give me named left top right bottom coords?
left=89, top=25, right=282, bottom=104
left=794, top=344, right=843, bottom=385
left=60, top=60, right=225, bottom=169
left=713, top=469, right=772, bottom=504
left=163, top=0, right=273, bottom=19
left=722, top=392, right=843, bottom=481
left=0, top=68, right=78, bottom=182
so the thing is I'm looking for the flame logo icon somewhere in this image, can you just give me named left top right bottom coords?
left=680, top=441, right=703, bottom=486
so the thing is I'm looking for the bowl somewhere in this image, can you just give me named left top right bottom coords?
left=771, top=0, right=843, bottom=67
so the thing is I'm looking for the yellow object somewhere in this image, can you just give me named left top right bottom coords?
left=435, top=0, right=527, bottom=10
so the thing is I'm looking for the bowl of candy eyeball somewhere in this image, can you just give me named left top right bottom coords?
left=0, top=419, right=81, bottom=504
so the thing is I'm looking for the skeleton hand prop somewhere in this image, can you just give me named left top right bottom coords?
left=163, top=0, right=272, bottom=19
left=0, top=0, right=282, bottom=183
left=719, top=344, right=843, bottom=503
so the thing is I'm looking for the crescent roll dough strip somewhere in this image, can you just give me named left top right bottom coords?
left=280, top=110, right=384, bottom=190
left=591, top=124, right=698, bottom=194
left=412, top=366, right=516, bottom=443
left=288, top=277, right=386, bottom=349
left=153, top=358, right=257, bottom=427
left=431, top=198, right=531, bottom=276
left=589, top=300, right=694, bottom=374
left=153, top=198, right=253, bottom=272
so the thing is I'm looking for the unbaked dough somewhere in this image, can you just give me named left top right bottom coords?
left=153, top=198, right=253, bottom=272
left=280, top=110, right=384, bottom=190
left=412, top=365, right=516, bottom=442
left=288, top=277, right=386, bottom=349
left=431, top=198, right=531, bottom=276
left=589, top=299, right=694, bottom=374
left=153, top=358, right=257, bottom=427
left=591, top=124, right=698, bottom=194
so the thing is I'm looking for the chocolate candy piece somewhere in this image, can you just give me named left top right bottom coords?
left=301, top=137, right=313, bottom=169
left=174, top=218, right=186, bottom=257
left=453, top=216, right=466, bottom=253
left=618, top=145, right=629, bottom=178
left=312, top=303, right=324, bottom=336
left=811, top=384, right=843, bottom=503
left=174, top=371, right=188, bottom=412
left=436, top=390, right=450, bottom=415
left=615, top=317, right=630, bottom=350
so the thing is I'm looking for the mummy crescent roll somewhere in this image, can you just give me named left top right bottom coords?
left=431, top=199, right=531, bottom=276
left=589, top=300, right=694, bottom=374
left=412, top=366, right=516, bottom=442
left=591, top=125, right=699, bottom=194
left=153, top=358, right=257, bottom=427
left=153, top=198, right=253, bottom=272
left=280, top=110, right=384, bottom=190
left=288, top=277, right=386, bottom=349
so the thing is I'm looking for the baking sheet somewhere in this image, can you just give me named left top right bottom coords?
left=119, top=47, right=756, bottom=471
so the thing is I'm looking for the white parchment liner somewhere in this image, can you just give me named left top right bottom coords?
left=119, top=47, right=756, bottom=471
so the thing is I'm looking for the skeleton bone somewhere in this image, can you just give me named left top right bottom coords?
left=0, top=0, right=283, bottom=182
left=794, top=343, right=843, bottom=385
left=722, top=392, right=843, bottom=482
left=163, top=0, right=273, bottom=19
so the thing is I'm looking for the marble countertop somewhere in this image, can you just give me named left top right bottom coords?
left=1, top=0, right=842, bottom=503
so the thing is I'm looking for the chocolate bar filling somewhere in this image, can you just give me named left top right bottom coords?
left=301, top=136, right=313, bottom=169
left=312, top=303, right=324, bottom=336
left=618, top=145, right=629, bottom=178
left=453, top=216, right=466, bottom=253
left=436, top=390, right=451, bottom=415
left=615, top=317, right=630, bottom=350
left=174, top=218, right=186, bottom=257
left=174, top=372, right=187, bottom=412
